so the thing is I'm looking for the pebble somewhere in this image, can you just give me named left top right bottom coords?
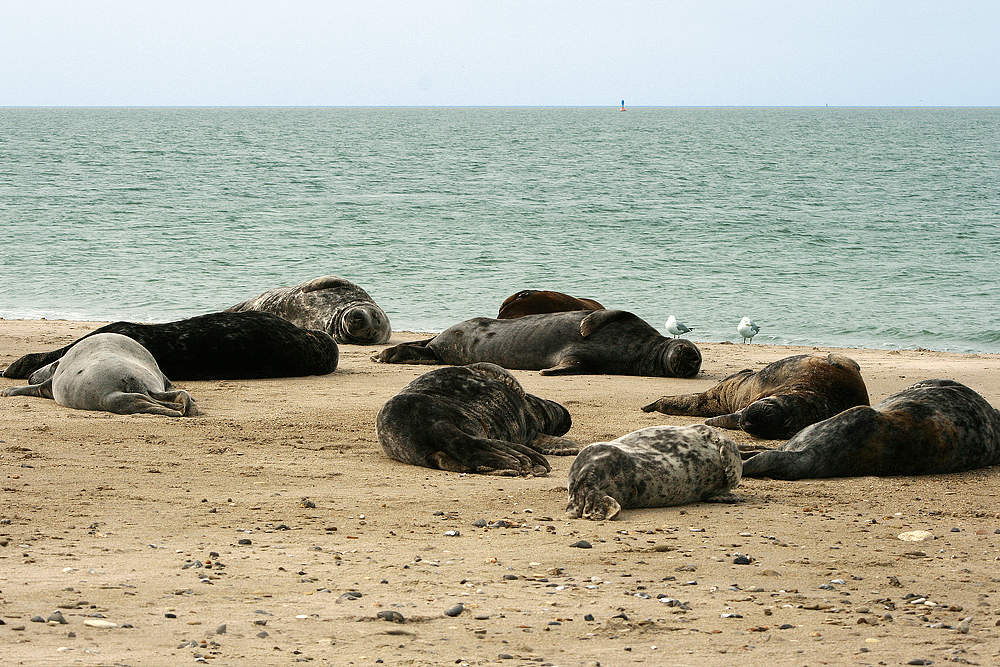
left=472, top=519, right=488, bottom=527
left=444, top=530, right=460, bottom=537
left=47, top=611, right=68, bottom=624
left=83, top=619, right=118, bottom=629
left=733, top=555, right=751, bottom=565
left=377, top=610, right=405, bottom=623
left=215, top=624, right=227, bottom=635
left=444, top=603, right=465, bottom=617
left=570, top=540, right=592, bottom=549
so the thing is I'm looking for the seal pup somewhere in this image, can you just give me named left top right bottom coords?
left=738, top=317, right=760, bottom=343
left=665, top=315, right=693, bottom=338
left=226, top=275, right=391, bottom=345
left=373, top=309, right=703, bottom=378
left=497, top=290, right=605, bottom=319
left=641, top=353, right=870, bottom=440
left=742, top=379, right=1000, bottom=479
left=567, top=424, right=742, bottom=520
left=375, top=362, right=577, bottom=476
left=2, top=333, right=198, bottom=416
left=3, top=311, right=338, bottom=381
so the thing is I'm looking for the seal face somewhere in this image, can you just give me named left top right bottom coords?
left=642, top=353, right=870, bottom=439
left=2, top=333, right=198, bottom=416
left=497, top=290, right=605, bottom=319
left=3, top=311, right=339, bottom=381
left=567, top=424, right=742, bottom=520
left=742, top=379, right=1000, bottom=479
left=226, top=275, right=391, bottom=345
left=375, top=362, right=577, bottom=476
left=373, top=310, right=702, bottom=378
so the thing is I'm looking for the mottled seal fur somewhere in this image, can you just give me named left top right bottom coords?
left=567, top=424, right=742, bottom=520
left=226, top=275, right=391, bottom=345
left=3, top=311, right=338, bottom=381
left=642, top=353, right=870, bottom=439
left=375, top=362, right=577, bottom=476
left=742, top=379, right=1000, bottom=479
left=2, top=333, right=198, bottom=416
left=373, top=310, right=703, bottom=377
left=497, top=290, right=604, bottom=319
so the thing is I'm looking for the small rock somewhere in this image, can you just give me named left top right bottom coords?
left=83, top=619, right=118, bottom=629
left=444, top=530, right=460, bottom=537
left=237, top=538, right=252, bottom=545
left=444, top=603, right=464, bottom=617
left=898, top=530, right=934, bottom=542
left=215, top=624, right=227, bottom=635
left=584, top=614, right=595, bottom=621
left=570, top=540, right=592, bottom=549
left=472, top=519, right=488, bottom=527
left=733, top=555, right=751, bottom=565
left=256, top=631, right=269, bottom=638
left=376, top=610, right=405, bottom=623
left=47, top=611, right=68, bottom=624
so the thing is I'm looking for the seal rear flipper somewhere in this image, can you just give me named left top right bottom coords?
left=530, top=434, right=579, bottom=456
left=372, top=340, right=441, bottom=364
left=579, top=309, right=641, bottom=337
left=102, top=392, right=191, bottom=417
left=148, top=389, right=200, bottom=416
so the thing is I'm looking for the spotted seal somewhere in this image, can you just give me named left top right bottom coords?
left=2, top=333, right=198, bottom=416
left=497, top=290, right=604, bottom=319
left=226, top=275, right=391, bottom=345
left=375, top=362, right=577, bottom=476
left=742, top=379, right=1000, bottom=479
left=642, top=353, right=869, bottom=439
left=567, top=424, right=742, bottom=520
left=373, top=309, right=702, bottom=377
left=3, top=311, right=338, bottom=381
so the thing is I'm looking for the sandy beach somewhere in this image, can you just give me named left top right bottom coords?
left=2, top=318, right=1000, bottom=667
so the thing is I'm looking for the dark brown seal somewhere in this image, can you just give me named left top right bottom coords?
left=2, top=333, right=198, bottom=416
left=226, top=275, right=391, bottom=345
left=375, top=362, right=577, bottom=476
left=3, top=311, right=339, bottom=381
left=373, top=310, right=702, bottom=378
left=642, top=353, right=869, bottom=439
left=742, top=379, right=1000, bottom=479
left=497, top=290, right=604, bottom=319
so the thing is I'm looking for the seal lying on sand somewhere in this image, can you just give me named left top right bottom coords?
left=642, top=353, right=869, bottom=439
left=742, top=379, right=1000, bottom=479
left=3, top=311, right=339, bottom=381
left=2, top=333, right=198, bottom=416
left=374, top=310, right=702, bottom=377
left=497, top=290, right=604, bottom=319
left=567, top=424, right=742, bottom=520
left=376, top=363, right=577, bottom=475
left=226, top=275, right=391, bottom=345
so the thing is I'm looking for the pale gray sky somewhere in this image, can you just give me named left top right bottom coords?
left=4, top=1, right=997, bottom=106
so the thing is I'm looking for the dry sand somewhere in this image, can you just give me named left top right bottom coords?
left=2, top=318, right=1000, bottom=667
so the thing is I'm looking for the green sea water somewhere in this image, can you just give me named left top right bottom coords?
left=2, top=106, right=998, bottom=352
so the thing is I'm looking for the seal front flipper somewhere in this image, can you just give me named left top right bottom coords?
left=539, top=356, right=589, bottom=376
left=1, top=377, right=55, bottom=399
left=704, top=412, right=743, bottom=430
left=530, top=433, right=579, bottom=455
left=579, top=309, right=641, bottom=337
left=372, top=339, right=441, bottom=364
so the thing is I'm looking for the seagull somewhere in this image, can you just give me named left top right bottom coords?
left=665, top=315, right=693, bottom=338
left=738, top=317, right=761, bottom=343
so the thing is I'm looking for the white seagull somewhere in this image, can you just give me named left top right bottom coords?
left=738, top=317, right=761, bottom=344
left=665, top=315, right=693, bottom=338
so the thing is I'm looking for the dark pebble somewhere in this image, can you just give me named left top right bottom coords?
left=490, top=520, right=511, bottom=528
left=907, top=660, right=932, bottom=666
left=584, top=614, right=595, bottom=621
left=47, top=611, right=68, bottom=624
left=30, top=616, right=45, bottom=623
left=733, top=555, right=751, bottom=565
left=503, top=574, right=519, bottom=580
left=215, top=624, right=227, bottom=635
left=570, top=540, right=592, bottom=549
left=237, top=538, right=252, bottom=545
left=256, top=631, right=269, bottom=638
left=612, top=612, right=628, bottom=620
left=498, top=654, right=514, bottom=660
left=779, top=623, right=794, bottom=629
left=951, top=527, right=961, bottom=532
left=444, top=603, right=465, bottom=617
left=472, top=519, right=488, bottom=527
left=377, top=610, right=405, bottom=623
left=165, top=613, right=177, bottom=619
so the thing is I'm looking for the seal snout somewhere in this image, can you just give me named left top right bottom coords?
left=666, top=341, right=703, bottom=378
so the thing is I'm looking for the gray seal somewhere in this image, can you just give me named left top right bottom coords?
left=226, top=275, right=391, bottom=345
left=373, top=310, right=703, bottom=377
left=2, top=311, right=338, bottom=381
left=375, top=362, right=577, bottom=476
left=2, top=333, right=198, bottom=416
left=742, top=379, right=1000, bottom=479
left=567, top=424, right=742, bottom=520
left=642, top=353, right=870, bottom=439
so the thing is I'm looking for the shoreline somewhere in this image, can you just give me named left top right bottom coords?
left=2, top=319, right=1000, bottom=665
